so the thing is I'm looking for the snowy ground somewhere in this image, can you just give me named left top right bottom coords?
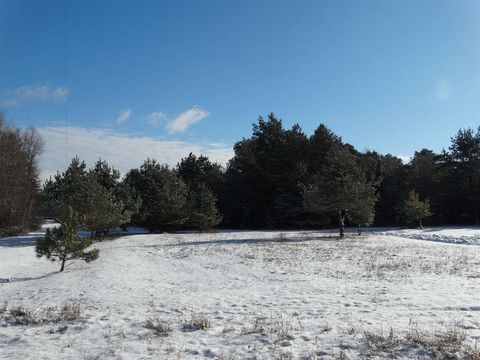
left=1, top=225, right=480, bottom=359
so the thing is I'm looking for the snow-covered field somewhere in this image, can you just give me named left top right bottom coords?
left=1, top=225, right=480, bottom=359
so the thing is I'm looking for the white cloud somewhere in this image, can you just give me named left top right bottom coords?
left=37, top=126, right=233, bottom=181
left=166, top=107, right=209, bottom=134
left=396, top=154, right=412, bottom=164
left=0, top=84, right=68, bottom=108
left=146, top=111, right=166, bottom=126
left=434, top=78, right=452, bottom=101
left=116, top=108, right=132, bottom=123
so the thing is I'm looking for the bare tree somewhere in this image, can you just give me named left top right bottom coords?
left=0, top=112, right=44, bottom=235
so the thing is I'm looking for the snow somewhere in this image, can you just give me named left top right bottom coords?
left=370, top=226, right=480, bottom=245
left=1, top=225, right=479, bottom=359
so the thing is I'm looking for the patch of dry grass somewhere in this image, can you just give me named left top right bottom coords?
left=45, top=301, right=83, bottom=322
left=363, top=323, right=479, bottom=359
left=0, top=300, right=84, bottom=325
left=147, top=317, right=174, bottom=336
left=182, top=313, right=212, bottom=332
left=244, top=313, right=295, bottom=342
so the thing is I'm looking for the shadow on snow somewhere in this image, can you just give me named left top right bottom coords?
left=167, top=235, right=340, bottom=247
left=0, top=234, right=42, bottom=248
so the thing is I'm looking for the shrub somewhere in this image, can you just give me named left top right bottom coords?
left=182, top=313, right=212, bottom=331
left=147, top=317, right=174, bottom=336
left=36, top=207, right=99, bottom=272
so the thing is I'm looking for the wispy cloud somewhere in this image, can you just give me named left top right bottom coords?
left=116, top=108, right=132, bottom=124
left=434, top=78, right=453, bottom=101
left=0, top=84, right=68, bottom=108
left=37, top=126, right=232, bottom=181
left=146, top=111, right=166, bottom=126
left=166, top=107, right=209, bottom=134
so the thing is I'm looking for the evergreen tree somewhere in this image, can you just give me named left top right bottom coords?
left=308, top=124, right=343, bottom=174
left=447, top=127, right=480, bottom=223
left=223, top=114, right=308, bottom=227
left=358, top=151, right=383, bottom=186
left=113, top=181, right=142, bottom=230
left=41, top=156, right=89, bottom=221
left=89, top=158, right=120, bottom=191
left=125, top=159, right=188, bottom=231
left=303, top=144, right=377, bottom=237
left=36, top=207, right=99, bottom=272
left=348, top=186, right=377, bottom=235
left=274, top=124, right=309, bottom=224
left=399, top=190, right=432, bottom=229
left=187, top=184, right=222, bottom=231
left=42, top=157, right=131, bottom=236
left=405, top=149, right=444, bottom=223
left=372, top=154, right=406, bottom=226
left=81, top=176, right=127, bottom=236
left=176, top=153, right=223, bottom=193
left=87, top=159, right=141, bottom=233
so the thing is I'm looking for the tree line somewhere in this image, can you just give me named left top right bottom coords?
left=219, top=114, right=479, bottom=233
left=1, top=112, right=479, bottom=238
left=0, top=113, right=44, bottom=236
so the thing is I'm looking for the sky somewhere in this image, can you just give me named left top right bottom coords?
left=0, top=0, right=479, bottom=179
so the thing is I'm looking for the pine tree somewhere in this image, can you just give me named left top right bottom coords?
left=41, top=156, right=89, bottom=221
left=81, top=176, right=127, bottom=237
left=187, top=184, right=222, bottom=231
left=447, top=127, right=480, bottom=223
left=89, top=158, right=120, bottom=191
left=176, top=153, right=223, bottom=193
left=125, top=159, right=188, bottom=231
left=308, top=124, right=343, bottom=174
left=222, top=114, right=308, bottom=227
left=36, top=207, right=99, bottom=272
left=404, top=149, right=446, bottom=223
left=399, top=190, right=432, bottom=229
left=370, top=154, right=406, bottom=226
left=42, top=157, right=133, bottom=237
left=88, top=159, right=141, bottom=232
left=303, top=144, right=377, bottom=237
left=113, top=181, right=142, bottom=230
left=348, top=195, right=376, bottom=235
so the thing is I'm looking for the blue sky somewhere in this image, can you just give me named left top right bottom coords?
left=0, top=0, right=479, bottom=178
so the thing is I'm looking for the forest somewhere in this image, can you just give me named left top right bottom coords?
left=1, top=112, right=479, bottom=237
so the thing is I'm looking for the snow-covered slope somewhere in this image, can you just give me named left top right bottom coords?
left=1, top=227, right=479, bottom=359
left=371, top=226, right=480, bottom=245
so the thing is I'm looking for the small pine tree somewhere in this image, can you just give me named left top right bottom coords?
left=303, top=145, right=377, bottom=237
left=349, top=202, right=375, bottom=235
left=399, top=190, right=432, bottom=229
left=347, top=179, right=378, bottom=235
left=36, top=207, right=99, bottom=272
left=188, top=184, right=222, bottom=232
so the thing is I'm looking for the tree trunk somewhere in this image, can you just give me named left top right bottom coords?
left=60, top=258, right=66, bottom=272
left=338, top=210, right=345, bottom=238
